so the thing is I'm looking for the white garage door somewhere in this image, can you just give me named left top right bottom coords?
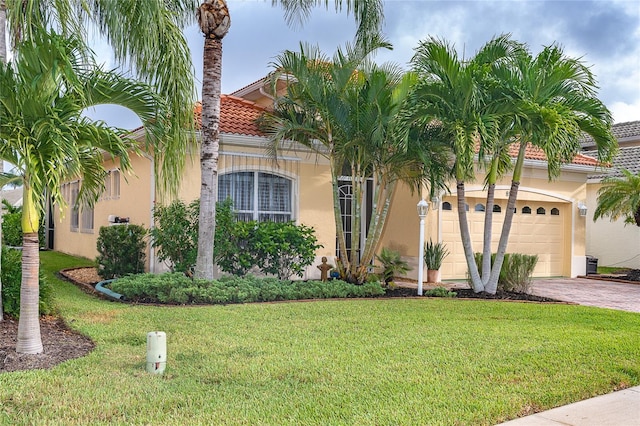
left=440, top=197, right=566, bottom=279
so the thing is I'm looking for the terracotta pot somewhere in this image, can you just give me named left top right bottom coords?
left=427, top=269, right=439, bottom=283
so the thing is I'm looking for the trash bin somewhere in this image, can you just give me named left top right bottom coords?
left=586, top=256, right=598, bottom=275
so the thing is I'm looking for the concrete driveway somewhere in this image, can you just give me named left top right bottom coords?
left=530, top=277, right=640, bottom=313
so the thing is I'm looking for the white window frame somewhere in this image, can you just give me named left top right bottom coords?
left=218, top=171, right=295, bottom=222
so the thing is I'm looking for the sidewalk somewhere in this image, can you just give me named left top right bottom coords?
left=498, top=385, right=640, bottom=425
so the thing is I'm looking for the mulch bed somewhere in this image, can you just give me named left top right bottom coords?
left=0, top=316, right=94, bottom=373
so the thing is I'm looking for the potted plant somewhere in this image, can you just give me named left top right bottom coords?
left=424, top=239, right=449, bottom=283
left=376, top=247, right=411, bottom=286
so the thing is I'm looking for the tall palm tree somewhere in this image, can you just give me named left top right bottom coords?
left=594, top=169, right=640, bottom=227
left=194, top=0, right=384, bottom=280
left=259, top=40, right=447, bottom=284
left=0, top=30, right=167, bottom=353
left=0, top=0, right=6, bottom=321
left=409, top=35, right=522, bottom=292
left=482, top=44, right=616, bottom=294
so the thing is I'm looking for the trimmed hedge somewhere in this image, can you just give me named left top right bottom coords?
left=110, top=273, right=385, bottom=305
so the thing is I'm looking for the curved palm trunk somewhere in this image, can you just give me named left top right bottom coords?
left=485, top=142, right=527, bottom=294
left=458, top=181, right=483, bottom=292
left=482, top=182, right=496, bottom=283
left=16, top=187, right=42, bottom=354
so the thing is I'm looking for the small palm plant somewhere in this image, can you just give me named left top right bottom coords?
left=424, top=239, right=449, bottom=270
left=376, top=247, right=411, bottom=286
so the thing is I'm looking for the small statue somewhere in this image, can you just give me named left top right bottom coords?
left=317, top=256, right=333, bottom=282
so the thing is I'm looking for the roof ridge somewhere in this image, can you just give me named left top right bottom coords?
left=220, top=94, right=266, bottom=111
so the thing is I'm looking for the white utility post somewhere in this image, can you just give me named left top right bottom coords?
left=417, top=199, right=429, bottom=296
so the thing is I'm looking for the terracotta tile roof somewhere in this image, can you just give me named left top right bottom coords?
left=584, top=145, right=640, bottom=179
left=580, top=120, right=640, bottom=147
left=193, top=95, right=266, bottom=137
left=486, top=142, right=597, bottom=167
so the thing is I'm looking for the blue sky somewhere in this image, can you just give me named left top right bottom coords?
left=90, top=0, right=640, bottom=129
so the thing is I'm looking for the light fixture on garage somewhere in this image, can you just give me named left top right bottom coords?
left=577, top=202, right=588, bottom=217
left=431, top=195, right=440, bottom=210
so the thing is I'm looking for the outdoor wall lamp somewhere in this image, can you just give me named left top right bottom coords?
left=417, top=199, right=430, bottom=296
left=577, top=202, right=588, bottom=217
left=431, top=196, right=440, bottom=211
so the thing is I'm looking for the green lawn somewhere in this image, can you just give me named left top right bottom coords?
left=1, top=251, right=639, bottom=425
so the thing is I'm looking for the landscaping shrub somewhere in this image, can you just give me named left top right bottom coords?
left=96, top=224, right=146, bottom=279
left=251, top=221, right=322, bottom=279
left=376, top=247, right=410, bottom=285
left=150, top=198, right=320, bottom=279
left=424, top=286, right=457, bottom=298
left=1, top=202, right=46, bottom=248
left=110, top=273, right=385, bottom=305
left=1, top=246, right=53, bottom=318
left=472, top=252, right=539, bottom=293
left=150, top=199, right=199, bottom=274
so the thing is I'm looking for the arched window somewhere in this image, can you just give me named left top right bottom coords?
left=442, top=202, right=452, bottom=211
left=551, top=208, right=560, bottom=216
left=218, top=172, right=293, bottom=222
left=474, top=203, right=485, bottom=212
left=522, top=206, right=531, bottom=214
left=493, top=205, right=502, bottom=213
left=536, top=207, right=546, bottom=215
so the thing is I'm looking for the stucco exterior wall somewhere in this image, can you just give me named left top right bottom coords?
left=586, top=182, right=640, bottom=268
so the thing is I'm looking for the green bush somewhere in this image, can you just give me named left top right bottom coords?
left=1, top=247, right=53, bottom=318
left=96, top=224, right=146, bottom=279
left=471, top=252, right=538, bottom=293
left=1, top=211, right=46, bottom=248
left=150, top=199, right=199, bottom=274
left=376, top=247, right=411, bottom=285
left=110, top=273, right=385, bottom=305
left=424, top=286, right=457, bottom=298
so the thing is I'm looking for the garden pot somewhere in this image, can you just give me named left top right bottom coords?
left=427, top=269, right=440, bottom=283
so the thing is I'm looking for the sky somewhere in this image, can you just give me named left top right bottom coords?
left=89, top=0, right=640, bottom=129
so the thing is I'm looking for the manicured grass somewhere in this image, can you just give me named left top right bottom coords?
left=597, top=266, right=631, bottom=275
left=1, top=251, right=639, bottom=425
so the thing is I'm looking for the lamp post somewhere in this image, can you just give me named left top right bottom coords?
left=417, top=199, right=429, bottom=296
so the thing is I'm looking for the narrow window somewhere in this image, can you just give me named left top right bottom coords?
left=81, top=204, right=94, bottom=233
left=112, top=170, right=121, bottom=199
left=70, top=181, right=79, bottom=231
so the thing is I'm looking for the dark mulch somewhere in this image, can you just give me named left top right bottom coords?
left=383, top=286, right=561, bottom=302
left=0, top=315, right=94, bottom=373
left=600, top=269, right=640, bottom=282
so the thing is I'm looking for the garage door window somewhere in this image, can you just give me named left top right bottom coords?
left=537, top=207, right=546, bottom=215
left=522, top=206, right=531, bottom=214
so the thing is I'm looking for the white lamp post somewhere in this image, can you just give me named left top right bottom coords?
left=417, top=199, right=429, bottom=296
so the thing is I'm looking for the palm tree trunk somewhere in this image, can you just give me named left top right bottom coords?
left=485, top=142, right=527, bottom=294
left=0, top=0, right=6, bottom=322
left=16, top=187, right=42, bottom=354
left=194, top=35, right=223, bottom=281
left=0, top=0, right=6, bottom=64
left=482, top=182, right=496, bottom=284
left=457, top=181, right=483, bottom=292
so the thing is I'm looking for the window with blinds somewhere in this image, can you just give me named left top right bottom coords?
left=218, top=172, right=292, bottom=222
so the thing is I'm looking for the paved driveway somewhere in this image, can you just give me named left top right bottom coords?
left=530, top=278, right=640, bottom=313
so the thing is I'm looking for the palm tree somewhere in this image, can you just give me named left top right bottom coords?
left=259, top=40, right=447, bottom=284
left=594, top=169, right=640, bottom=227
left=409, top=35, right=522, bottom=292
left=0, top=30, right=167, bottom=354
left=193, top=0, right=384, bottom=280
left=482, top=44, right=616, bottom=294
left=4, top=0, right=198, bottom=196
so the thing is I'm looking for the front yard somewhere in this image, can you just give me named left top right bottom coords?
left=0, top=251, right=638, bottom=425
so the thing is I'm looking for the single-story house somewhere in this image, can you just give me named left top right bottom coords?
left=53, top=77, right=604, bottom=281
left=583, top=120, right=640, bottom=269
